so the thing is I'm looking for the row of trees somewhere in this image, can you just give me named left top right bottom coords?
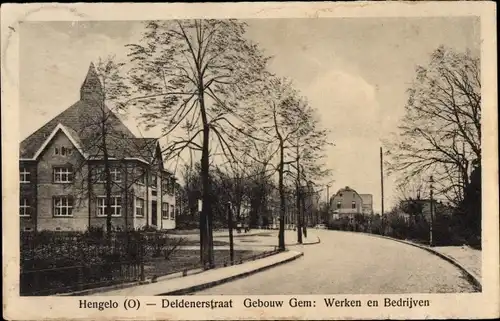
left=175, top=161, right=323, bottom=232
left=80, top=20, right=331, bottom=267
left=384, top=46, right=481, bottom=247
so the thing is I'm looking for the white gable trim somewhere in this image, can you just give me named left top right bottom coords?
left=31, top=123, right=88, bottom=160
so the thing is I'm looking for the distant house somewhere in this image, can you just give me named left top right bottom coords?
left=329, top=186, right=374, bottom=220
left=19, top=63, right=176, bottom=232
left=398, top=198, right=450, bottom=222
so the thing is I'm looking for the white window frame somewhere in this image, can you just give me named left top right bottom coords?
left=20, top=198, right=31, bottom=217
left=20, top=168, right=30, bottom=183
left=53, top=196, right=73, bottom=217
left=162, top=202, right=169, bottom=219
left=53, top=167, right=73, bottom=183
left=96, top=196, right=122, bottom=217
left=135, top=197, right=145, bottom=217
left=110, top=168, right=122, bottom=182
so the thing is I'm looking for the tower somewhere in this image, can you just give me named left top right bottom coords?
left=80, top=62, right=104, bottom=103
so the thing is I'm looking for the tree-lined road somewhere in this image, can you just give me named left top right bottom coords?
left=194, top=230, right=477, bottom=294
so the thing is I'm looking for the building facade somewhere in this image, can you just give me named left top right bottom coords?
left=329, top=186, right=373, bottom=220
left=19, top=63, right=176, bottom=232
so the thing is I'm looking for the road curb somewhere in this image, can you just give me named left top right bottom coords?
left=160, top=251, right=304, bottom=295
left=367, top=233, right=482, bottom=291
left=292, top=235, right=321, bottom=246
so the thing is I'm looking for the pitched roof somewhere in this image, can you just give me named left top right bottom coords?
left=20, top=63, right=158, bottom=163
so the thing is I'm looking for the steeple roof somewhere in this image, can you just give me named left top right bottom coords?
left=20, top=63, right=158, bottom=161
left=80, top=62, right=104, bottom=102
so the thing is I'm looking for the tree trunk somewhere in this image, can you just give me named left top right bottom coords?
left=296, top=146, right=302, bottom=244
left=102, top=118, right=113, bottom=238
left=199, top=88, right=214, bottom=267
left=278, top=141, right=285, bottom=251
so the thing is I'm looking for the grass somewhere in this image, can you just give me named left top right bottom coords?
left=143, top=249, right=262, bottom=279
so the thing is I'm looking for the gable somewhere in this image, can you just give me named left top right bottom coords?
left=35, top=126, right=86, bottom=161
left=30, top=124, right=86, bottom=160
left=20, top=100, right=135, bottom=159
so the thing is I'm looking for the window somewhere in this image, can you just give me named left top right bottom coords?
left=110, top=168, right=122, bottom=182
left=162, top=202, right=169, bottom=219
left=352, top=201, right=356, bottom=209
left=170, top=205, right=175, bottom=220
left=162, top=176, right=175, bottom=194
left=20, top=168, right=30, bottom=183
left=135, top=197, right=144, bottom=217
left=137, top=168, right=146, bottom=184
left=339, top=193, right=343, bottom=197
left=337, top=201, right=341, bottom=209
left=151, top=174, right=158, bottom=189
left=162, top=177, right=168, bottom=192
left=97, top=196, right=121, bottom=217
left=20, top=198, right=31, bottom=217
left=53, top=196, right=73, bottom=216
left=54, top=147, right=59, bottom=155
left=94, top=167, right=122, bottom=182
left=53, top=167, right=73, bottom=183
left=95, top=166, right=105, bottom=182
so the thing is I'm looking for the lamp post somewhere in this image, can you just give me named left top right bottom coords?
left=429, top=175, right=434, bottom=247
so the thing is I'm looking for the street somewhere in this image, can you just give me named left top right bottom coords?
left=194, top=229, right=477, bottom=294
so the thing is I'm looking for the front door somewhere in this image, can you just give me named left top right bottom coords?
left=152, top=201, right=158, bottom=227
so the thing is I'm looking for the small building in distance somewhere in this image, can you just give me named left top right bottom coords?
left=329, top=186, right=373, bottom=220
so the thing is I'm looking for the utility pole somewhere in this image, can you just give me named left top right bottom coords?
left=429, top=175, right=434, bottom=247
left=380, top=147, right=385, bottom=216
left=227, top=202, right=234, bottom=265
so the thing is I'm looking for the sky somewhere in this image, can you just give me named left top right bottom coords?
left=19, top=17, right=480, bottom=213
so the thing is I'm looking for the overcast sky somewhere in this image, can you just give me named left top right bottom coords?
left=19, top=17, right=480, bottom=212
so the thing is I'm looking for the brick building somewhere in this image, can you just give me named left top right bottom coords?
left=329, top=186, right=374, bottom=220
left=19, top=63, right=176, bottom=232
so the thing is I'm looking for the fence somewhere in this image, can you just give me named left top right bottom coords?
left=20, top=231, right=148, bottom=296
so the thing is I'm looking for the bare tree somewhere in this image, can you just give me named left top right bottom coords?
left=126, top=19, right=269, bottom=266
left=384, top=46, right=480, bottom=206
left=285, top=101, right=331, bottom=243
left=70, top=56, right=136, bottom=237
left=250, top=77, right=313, bottom=250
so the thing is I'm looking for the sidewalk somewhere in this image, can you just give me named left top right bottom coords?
left=94, top=250, right=303, bottom=296
left=433, top=246, right=481, bottom=278
left=366, top=233, right=482, bottom=289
